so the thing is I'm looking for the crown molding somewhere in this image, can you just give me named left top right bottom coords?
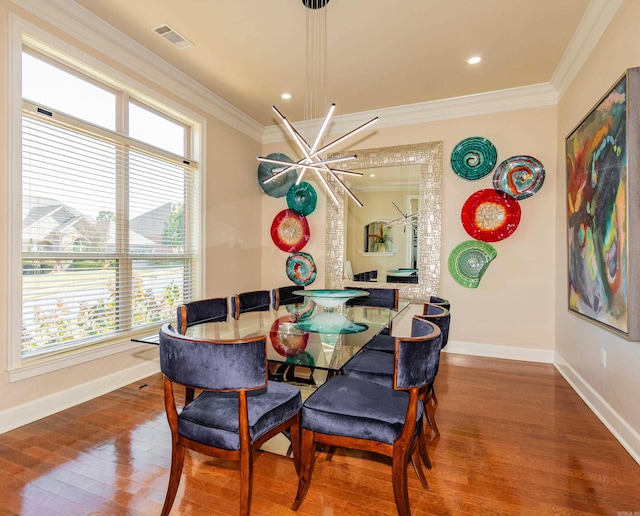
left=551, top=0, right=623, bottom=97
left=10, top=0, right=264, bottom=142
left=262, top=83, right=558, bottom=144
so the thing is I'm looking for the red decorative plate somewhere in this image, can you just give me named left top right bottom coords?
left=461, top=189, right=521, bottom=242
left=271, top=209, right=310, bottom=252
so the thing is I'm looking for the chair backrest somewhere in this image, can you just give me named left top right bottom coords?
left=345, top=287, right=399, bottom=309
left=159, top=323, right=267, bottom=391
left=271, top=285, right=304, bottom=310
left=231, top=290, right=271, bottom=320
left=428, top=295, right=450, bottom=311
left=420, top=303, right=451, bottom=348
left=176, top=297, right=228, bottom=334
left=394, top=316, right=442, bottom=390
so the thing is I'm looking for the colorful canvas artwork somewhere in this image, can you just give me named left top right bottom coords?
left=566, top=67, right=640, bottom=339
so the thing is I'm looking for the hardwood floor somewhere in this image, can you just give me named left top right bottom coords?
left=1, top=353, right=639, bottom=515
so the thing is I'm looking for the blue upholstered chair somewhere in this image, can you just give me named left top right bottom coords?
left=176, top=297, right=228, bottom=334
left=291, top=317, right=441, bottom=516
left=345, top=287, right=399, bottom=335
left=428, top=295, right=450, bottom=312
left=231, top=290, right=271, bottom=320
left=175, top=297, right=229, bottom=403
left=341, top=311, right=445, bottom=467
left=365, top=303, right=449, bottom=353
left=271, top=285, right=304, bottom=310
left=159, top=324, right=302, bottom=516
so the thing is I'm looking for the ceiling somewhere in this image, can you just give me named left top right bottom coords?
left=74, top=0, right=594, bottom=127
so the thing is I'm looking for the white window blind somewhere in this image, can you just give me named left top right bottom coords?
left=21, top=82, right=199, bottom=360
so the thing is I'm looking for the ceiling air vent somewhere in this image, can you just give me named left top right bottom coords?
left=152, top=24, right=194, bottom=49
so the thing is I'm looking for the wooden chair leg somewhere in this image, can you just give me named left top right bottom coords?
left=410, top=449, right=429, bottom=489
left=325, top=445, right=337, bottom=461
left=391, top=447, right=411, bottom=516
left=290, top=414, right=301, bottom=476
left=239, top=446, right=254, bottom=516
left=425, top=397, right=440, bottom=437
left=161, top=443, right=186, bottom=516
left=291, top=429, right=316, bottom=511
left=418, top=423, right=432, bottom=470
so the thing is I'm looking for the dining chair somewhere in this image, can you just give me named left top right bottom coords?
left=345, top=286, right=399, bottom=335
left=428, top=295, right=450, bottom=311
left=176, top=297, right=228, bottom=334
left=341, top=314, right=445, bottom=468
left=365, top=303, right=449, bottom=353
left=158, top=323, right=302, bottom=516
left=271, top=285, right=304, bottom=310
left=291, top=316, right=441, bottom=516
left=231, top=289, right=271, bottom=320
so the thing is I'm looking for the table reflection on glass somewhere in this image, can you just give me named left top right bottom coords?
left=133, top=301, right=409, bottom=376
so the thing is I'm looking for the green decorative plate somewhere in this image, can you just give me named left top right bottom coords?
left=258, top=153, right=298, bottom=198
left=287, top=181, right=317, bottom=216
left=451, top=137, right=497, bottom=180
left=448, top=240, right=497, bottom=288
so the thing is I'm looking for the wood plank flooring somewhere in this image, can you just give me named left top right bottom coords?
left=0, top=353, right=639, bottom=515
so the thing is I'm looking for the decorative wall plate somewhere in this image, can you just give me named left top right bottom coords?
left=258, top=153, right=298, bottom=198
left=287, top=181, right=317, bottom=216
left=451, top=137, right=497, bottom=180
left=461, top=189, right=521, bottom=242
left=271, top=209, right=310, bottom=252
left=448, top=240, right=497, bottom=288
left=493, top=155, right=545, bottom=200
left=286, top=252, right=317, bottom=286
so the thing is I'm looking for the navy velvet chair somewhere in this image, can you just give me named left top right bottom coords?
left=159, top=323, right=302, bottom=516
left=341, top=312, right=445, bottom=468
left=345, top=287, right=399, bottom=335
left=176, top=297, right=228, bottom=334
left=428, top=295, right=450, bottom=311
left=291, top=317, right=441, bottom=516
left=231, top=290, right=271, bottom=320
left=271, top=285, right=304, bottom=310
left=365, top=303, right=449, bottom=353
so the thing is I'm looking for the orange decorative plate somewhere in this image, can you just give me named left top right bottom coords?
left=461, top=189, right=521, bottom=242
left=271, top=209, right=310, bottom=252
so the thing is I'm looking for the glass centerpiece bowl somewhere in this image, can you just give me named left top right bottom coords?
left=293, top=289, right=369, bottom=334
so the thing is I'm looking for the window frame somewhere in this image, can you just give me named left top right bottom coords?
left=8, top=20, right=206, bottom=381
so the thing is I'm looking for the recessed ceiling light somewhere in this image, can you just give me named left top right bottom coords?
left=468, top=56, right=481, bottom=65
left=369, top=173, right=376, bottom=177
left=281, top=93, right=292, bottom=100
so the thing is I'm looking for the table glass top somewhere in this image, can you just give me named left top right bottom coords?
left=134, top=300, right=409, bottom=373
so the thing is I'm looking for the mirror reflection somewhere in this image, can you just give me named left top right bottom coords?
left=325, top=142, right=443, bottom=301
left=346, top=164, right=420, bottom=283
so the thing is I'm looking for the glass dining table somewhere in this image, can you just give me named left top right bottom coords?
left=133, top=300, right=409, bottom=381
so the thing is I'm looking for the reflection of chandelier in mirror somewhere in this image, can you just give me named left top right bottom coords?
left=256, top=0, right=378, bottom=207
left=382, top=201, right=419, bottom=229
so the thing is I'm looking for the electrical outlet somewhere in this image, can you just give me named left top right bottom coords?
left=601, top=349, right=607, bottom=368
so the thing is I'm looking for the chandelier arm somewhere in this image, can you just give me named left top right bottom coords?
left=312, top=168, right=340, bottom=205
left=314, top=117, right=379, bottom=156
left=326, top=169, right=363, bottom=207
left=310, top=103, right=335, bottom=153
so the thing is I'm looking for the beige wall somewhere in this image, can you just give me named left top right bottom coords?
left=262, top=105, right=558, bottom=352
left=0, top=1, right=261, bottom=420
left=555, top=0, right=640, bottom=435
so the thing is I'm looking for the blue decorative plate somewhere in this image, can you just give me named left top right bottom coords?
left=286, top=252, right=317, bottom=286
left=492, top=155, right=545, bottom=200
left=451, top=137, right=497, bottom=180
left=287, top=181, right=317, bottom=216
left=258, top=153, right=298, bottom=198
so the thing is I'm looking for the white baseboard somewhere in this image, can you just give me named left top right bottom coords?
left=554, top=353, right=640, bottom=465
left=0, top=359, right=160, bottom=434
left=444, top=339, right=556, bottom=363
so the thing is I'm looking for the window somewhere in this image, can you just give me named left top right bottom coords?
left=19, top=49, right=200, bottom=361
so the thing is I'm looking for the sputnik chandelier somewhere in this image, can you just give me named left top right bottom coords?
left=257, top=105, right=377, bottom=206
left=256, top=0, right=378, bottom=207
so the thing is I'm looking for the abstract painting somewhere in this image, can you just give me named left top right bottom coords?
left=566, top=67, right=640, bottom=339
